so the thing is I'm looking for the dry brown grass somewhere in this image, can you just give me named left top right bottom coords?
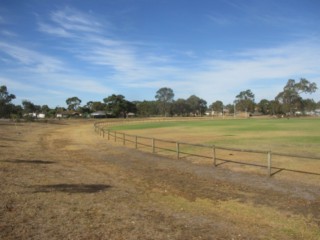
left=1, top=119, right=319, bottom=239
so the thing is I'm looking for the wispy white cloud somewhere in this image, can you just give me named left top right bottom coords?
left=0, top=77, right=41, bottom=92
left=50, top=6, right=103, bottom=33
left=1, top=44, right=111, bottom=88
left=0, top=41, right=65, bottom=73
left=0, top=37, right=114, bottom=106
left=38, top=6, right=105, bottom=37
left=215, top=0, right=313, bottom=28
left=39, top=8, right=320, bottom=103
left=0, top=29, right=17, bottom=37
left=38, top=22, right=72, bottom=38
left=38, top=8, right=183, bottom=88
left=182, top=40, right=320, bottom=103
left=51, top=74, right=113, bottom=94
left=2, top=5, right=319, bottom=107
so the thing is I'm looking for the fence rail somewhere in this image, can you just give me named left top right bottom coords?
left=94, top=119, right=320, bottom=177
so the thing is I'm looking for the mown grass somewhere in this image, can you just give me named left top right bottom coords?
left=109, top=118, right=320, bottom=156
left=107, top=118, right=320, bottom=178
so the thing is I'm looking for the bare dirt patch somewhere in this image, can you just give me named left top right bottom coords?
left=1, top=120, right=319, bottom=239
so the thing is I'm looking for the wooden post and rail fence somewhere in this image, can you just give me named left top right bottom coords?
left=94, top=120, right=320, bottom=177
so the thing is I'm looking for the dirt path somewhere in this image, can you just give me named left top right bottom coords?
left=1, top=120, right=319, bottom=239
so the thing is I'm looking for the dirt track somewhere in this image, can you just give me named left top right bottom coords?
left=0, top=120, right=319, bottom=239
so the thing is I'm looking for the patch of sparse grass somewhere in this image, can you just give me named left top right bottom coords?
left=150, top=192, right=320, bottom=239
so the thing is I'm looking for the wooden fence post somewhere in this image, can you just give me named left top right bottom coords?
left=107, top=130, right=110, bottom=140
left=152, top=138, right=155, bottom=153
left=102, top=129, right=105, bottom=138
left=115, top=131, right=117, bottom=142
left=135, top=136, right=138, bottom=149
left=176, top=142, right=180, bottom=159
left=213, top=145, right=216, bottom=167
left=123, top=133, right=125, bottom=145
left=267, top=151, right=272, bottom=177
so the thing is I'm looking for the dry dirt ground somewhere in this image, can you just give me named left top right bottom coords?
left=0, top=120, right=319, bottom=240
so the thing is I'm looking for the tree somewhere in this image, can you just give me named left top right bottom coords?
left=136, top=100, right=159, bottom=117
left=155, top=87, right=174, bottom=117
left=172, top=98, right=190, bottom=116
left=301, top=99, right=317, bottom=113
left=269, top=100, right=283, bottom=115
left=22, top=100, right=40, bottom=114
left=257, top=99, right=271, bottom=115
left=275, top=78, right=317, bottom=114
left=41, top=105, right=50, bottom=114
left=235, top=89, right=255, bottom=117
left=225, top=104, right=235, bottom=115
left=0, top=85, right=16, bottom=118
left=103, top=94, right=135, bottom=118
left=210, top=100, right=223, bottom=115
left=187, top=95, right=207, bottom=116
left=66, top=97, right=82, bottom=111
left=85, top=101, right=106, bottom=112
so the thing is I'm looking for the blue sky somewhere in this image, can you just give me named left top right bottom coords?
left=0, top=0, right=319, bottom=108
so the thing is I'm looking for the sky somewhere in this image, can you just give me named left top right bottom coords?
left=0, top=0, right=319, bottom=108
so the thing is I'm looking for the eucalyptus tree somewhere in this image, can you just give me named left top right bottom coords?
left=86, top=101, right=106, bottom=112
left=66, top=96, right=82, bottom=111
left=210, top=100, right=224, bottom=115
left=103, top=94, right=136, bottom=118
left=235, top=89, right=255, bottom=116
left=257, top=99, right=271, bottom=115
left=136, top=100, right=159, bottom=117
left=155, top=87, right=174, bottom=117
left=301, top=99, right=317, bottom=113
left=173, top=98, right=190, bottom=116
left=0, top=85, right=16, bottom=118
left=22, top=100, right=40, bottom=114
left=275, top=78, right=317, bottom=114
left=187, top=95, right=207, bottom=116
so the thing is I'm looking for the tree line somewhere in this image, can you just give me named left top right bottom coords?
left=0, top=78, right=319, bottom=119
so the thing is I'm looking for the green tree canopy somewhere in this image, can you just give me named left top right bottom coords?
left=136, top=100, right=159, bottom=117
left=210, top=100, right=224, bottom=114
left=235, top=89, right=255, bottom=115
left=103, top=94, right=135, bottom=118
left=22, top=100, right=40, bottom=114
left=66, top=96, right=82, bottom=111
left=155, top=87, right=174, bottom=117
left=173, top=98, right=190, bottom=116
left=275, top=78, right=317, bottom=114
left=301, top=99, right=317, bottom=113
left=86, top=101, right=106, bottom=112
left=187, top=95, right=207, bottom=116
left=257, top=99, right=271, bottom=115
left=0, top=85, right=16, bottom=118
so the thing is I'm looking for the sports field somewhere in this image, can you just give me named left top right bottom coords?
left=110, top=117, right=320, bottom=156
left=108, top=117, right=320, bottom=178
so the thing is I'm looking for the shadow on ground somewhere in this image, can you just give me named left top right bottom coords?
left=2, top=159, right=56, bottom=164
left=33, top=184, right=112, bottom=194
